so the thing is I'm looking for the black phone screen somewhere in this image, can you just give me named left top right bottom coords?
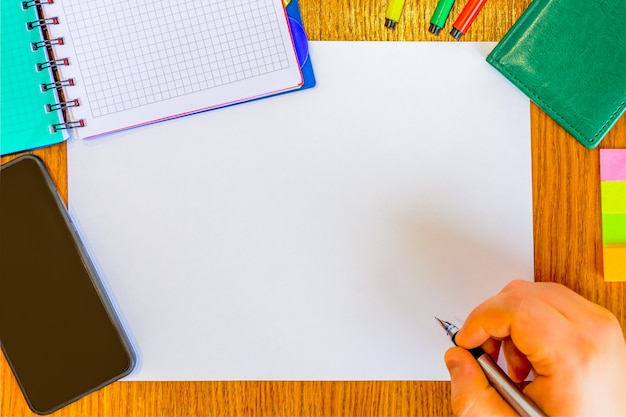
left=0, top=155, right=135, bottom=415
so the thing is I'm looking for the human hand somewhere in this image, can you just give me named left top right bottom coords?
left=444, top=280, right=626, bottom=416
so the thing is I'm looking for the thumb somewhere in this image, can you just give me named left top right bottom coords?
left=445, top=347, right=518, bottom=417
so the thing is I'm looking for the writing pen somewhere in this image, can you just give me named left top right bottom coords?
left=435, top=318, right=547, bottom=417
left=384, top=0, right=406, bottom=30
left=429, top=0, right=455, bottom=35
left=449, top=0, right=487, bottom=39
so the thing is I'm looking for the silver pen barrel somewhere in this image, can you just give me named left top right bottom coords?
left=476, top=351, right=547, bottom=417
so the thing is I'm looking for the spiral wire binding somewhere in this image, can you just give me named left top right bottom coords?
left=52, top=120, right=85, bottom=132
left=29, top=0, right=85, bottom=133
left=41, top=78, right=74, bottom=92
left=46, top=99, right=80, bottom=112
left=32, top=37, right=64, bottom=51
left=26, top=16, right=58, bottom=30
left=36, top=57, right=68, bottom=71
left=22, top=0, right=53, bottom=10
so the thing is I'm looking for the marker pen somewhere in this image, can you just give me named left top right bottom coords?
left=429, top=0, right=455, bottom=35
left=450, top=0, right=487, bottom=39
left=384, top=0, right=406, bottom=30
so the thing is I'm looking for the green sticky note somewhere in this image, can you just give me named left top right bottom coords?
left=602, top=213, right=626, bottom=245
left=601, top=181, right=626, bottom=214
left=1, top=2, right=65, bottom=155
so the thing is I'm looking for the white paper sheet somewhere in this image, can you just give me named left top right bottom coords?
left=67, top=42, right=532, bottom=381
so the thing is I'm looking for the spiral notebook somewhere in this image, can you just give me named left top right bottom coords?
left=1, top=0, right=304, bottom=156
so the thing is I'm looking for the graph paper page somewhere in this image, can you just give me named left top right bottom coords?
left=46, top=0, right=302, bottom=138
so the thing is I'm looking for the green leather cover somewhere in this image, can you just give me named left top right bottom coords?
left=486, top=0, right=626, bottom=149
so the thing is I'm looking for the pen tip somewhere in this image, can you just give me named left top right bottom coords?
left=434, top=318, right=459, bottom=339
left=428, top=23, right=442, bottom=35
left=450, top=27, right=463, bottom=40
left=384, top=18, right=397, bottom=30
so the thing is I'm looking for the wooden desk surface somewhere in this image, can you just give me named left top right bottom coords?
left=2, top=0, right=625, bottom=415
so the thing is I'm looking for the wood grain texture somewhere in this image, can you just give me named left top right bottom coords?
left=2, top=0, right=625, bottom=415
left=531, top=103, right=626, bottom=325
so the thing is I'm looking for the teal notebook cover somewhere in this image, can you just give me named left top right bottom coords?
left=1, top=2, right=67, bottom=156
left=486, top=0, right=626, bottom=149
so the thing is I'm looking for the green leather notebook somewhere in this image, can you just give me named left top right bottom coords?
left=486, top=0, right=626, bottom=149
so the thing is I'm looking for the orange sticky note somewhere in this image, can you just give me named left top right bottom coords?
left=603, top=246, right=626, bottom=282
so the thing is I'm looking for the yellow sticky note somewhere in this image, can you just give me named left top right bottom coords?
left=601, top=182, right=626, bottom=214
left=603, top=247, right=626, bottom=282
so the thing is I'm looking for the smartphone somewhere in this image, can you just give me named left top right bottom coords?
left=0, top=155, right=135, bottom=415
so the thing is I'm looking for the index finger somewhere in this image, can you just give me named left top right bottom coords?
left=455, top=281, right=584, bottom=375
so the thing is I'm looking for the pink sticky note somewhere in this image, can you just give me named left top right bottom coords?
left=600, top=149, right=626, bottom=181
